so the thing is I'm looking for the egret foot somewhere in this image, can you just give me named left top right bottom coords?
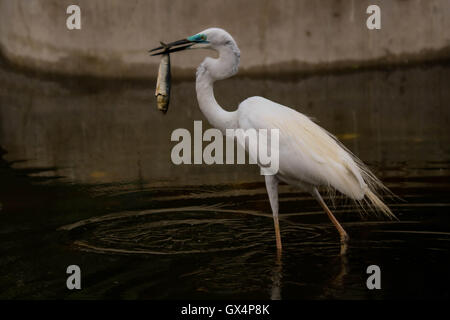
left=340, top=239, right=348, bottom=255
left=313, top=188, right=349, bottom=254
left=340, top=231, right=350, bottom=243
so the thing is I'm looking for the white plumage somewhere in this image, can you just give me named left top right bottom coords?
left=238, top=96, right=394, bottom=213
left=179, top=27, right=394, bottom=251
left=238, top=96, right=367, bottom=198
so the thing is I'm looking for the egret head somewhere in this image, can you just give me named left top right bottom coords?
left=149, top=28, right=239, bottom=56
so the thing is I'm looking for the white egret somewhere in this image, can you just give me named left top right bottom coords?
left=150, top=28, right=395, bottom=251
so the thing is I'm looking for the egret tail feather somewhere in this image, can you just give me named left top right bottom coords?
left=327, top=133, right=397, bottom=220
left=364, top=189, right=397, bottom=220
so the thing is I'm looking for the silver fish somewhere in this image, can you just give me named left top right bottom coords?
left=155, top=42, right=171, bottom=114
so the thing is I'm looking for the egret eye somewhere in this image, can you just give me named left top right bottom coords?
left=201, top=35, right=206, bottom=41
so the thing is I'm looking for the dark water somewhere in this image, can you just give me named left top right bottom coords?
left=0, top=61, right=449, bottom=299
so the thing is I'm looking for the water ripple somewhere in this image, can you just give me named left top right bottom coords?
left=61, top=206, right=324, bottom=256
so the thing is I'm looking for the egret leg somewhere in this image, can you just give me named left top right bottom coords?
left=265, top=175, right=282, bottom=251
left=312, top=188, right=349, bottom=246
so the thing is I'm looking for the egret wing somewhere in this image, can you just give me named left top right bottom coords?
left=237, top=97, right=367, bottom=199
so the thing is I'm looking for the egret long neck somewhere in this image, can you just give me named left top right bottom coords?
left=195, top=72, right=235, bottom=132
left=195, top=48, right=240, bottom=132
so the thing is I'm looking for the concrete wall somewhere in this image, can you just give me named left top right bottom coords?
left=2, top=59, right=448, bottom=185
left=0, top=0, right=449, bottom=78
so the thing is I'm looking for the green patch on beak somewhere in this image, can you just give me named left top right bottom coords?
left=187, top=33, right=209, bottom=43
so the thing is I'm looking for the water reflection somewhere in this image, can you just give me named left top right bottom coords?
left=270, top=251, right=283, bottom=300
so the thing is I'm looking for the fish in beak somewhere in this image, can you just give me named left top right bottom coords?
left=150, top=34, right=209, bottom=113
left=154, top=42, right=171, bottom=113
